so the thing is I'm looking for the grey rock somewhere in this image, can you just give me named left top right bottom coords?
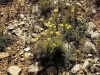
left=87, top=22, right=96, bottom=34
left=83, top=40, right=98, bottom=54
left=70, top=64, right=82, bottom=74
left=46, top=66, right=57, bottom=75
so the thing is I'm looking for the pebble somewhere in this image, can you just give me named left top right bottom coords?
left=19, top=14, right=24, bottom=19
left=24, top=52, right=32, bottom=59
left=24, top=47, right=31, bottom=51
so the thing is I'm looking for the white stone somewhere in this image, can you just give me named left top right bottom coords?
left=24, top=47, right=31, bottom=51
left=82, top=59, right=92, bottom=69
left=71, top=64, right=81, bottom=74
left=88, top=54, right=93, bottom=57
left=19, top=14, right=24, bottom=19
left=8, top=66, right=22, bottom=75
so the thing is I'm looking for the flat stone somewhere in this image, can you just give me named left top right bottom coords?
left=8, top=66, right=22, bottom=75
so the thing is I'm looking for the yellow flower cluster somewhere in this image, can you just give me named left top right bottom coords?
left=65, top=24, right=72, bottom=29
left=55, top=31, right=60, bottom=36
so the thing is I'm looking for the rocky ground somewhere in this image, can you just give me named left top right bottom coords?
left=0, top=0, right=100, bottom=75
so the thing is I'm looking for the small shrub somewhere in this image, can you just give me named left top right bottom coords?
left=0, top=34, right=13, bottom=52
left=33, top=36, right=76, bottom=70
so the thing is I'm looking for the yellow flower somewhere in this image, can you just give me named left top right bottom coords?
left=48, top=21, right=51, bottom=25
left=65, top=24, right=68, bottom=27
left=59, top=24, right=64, bottom=27
left=49, top=31, right=54, bottom=34
left=39, top=18, right=44, bottom=22
left=54, top=9, right=58, bottom=13
left=53, top=43, right=56, bottom=47
left=47, top=38, right=51, bottom=41
left=34, top=38, right=39, bottom=41
left=48, top=25, right=52, bottom=28
left=67, top=25, right=71, bottom=29
left=55, top=31, right=60, bottom=36
left=53, top=26, right=56, bottom=29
